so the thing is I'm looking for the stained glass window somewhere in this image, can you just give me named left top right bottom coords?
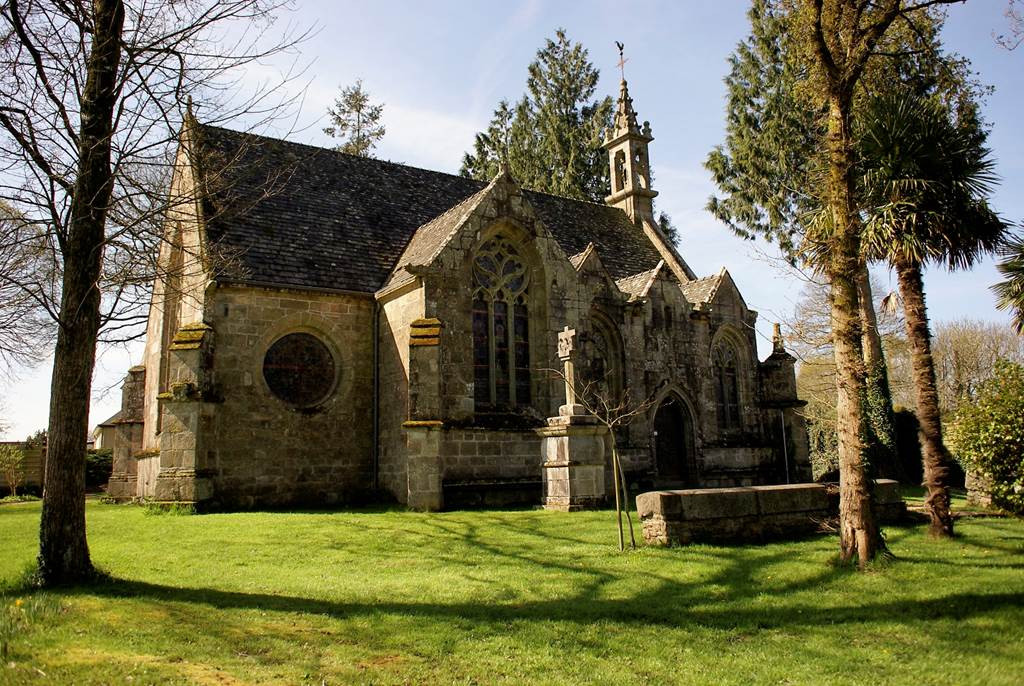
left=263, top=333, right=336, bottom=407
left=584, top=315, right=623, bottom=402
left=713, top=342, right=741, bottom=431
left=472, top=236, right=530, bottom=409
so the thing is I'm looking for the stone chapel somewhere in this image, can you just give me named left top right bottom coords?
left=105, top=79, right=811, bottom=510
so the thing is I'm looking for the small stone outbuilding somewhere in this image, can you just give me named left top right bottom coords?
left=107, top=79, right=810, bottom=509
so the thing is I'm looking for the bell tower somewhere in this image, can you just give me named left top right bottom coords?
left=603, top=77, right=657, bottom=223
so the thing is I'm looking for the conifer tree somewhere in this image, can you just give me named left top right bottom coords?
left=708, top=0, right=968, bottom=565
left=461, top=30, right=613, bottom=203
left=706, top=0, right=904, bottom=478
left=324, top=80, right=386, bottom=158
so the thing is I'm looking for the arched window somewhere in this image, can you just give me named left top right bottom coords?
left=613, top=150, right=626, bottom=192
left=583, top=314, right=624, bottom=402
left=713, top=341, right=741, bottom=431
left=472, top=235, right=530, bottom=409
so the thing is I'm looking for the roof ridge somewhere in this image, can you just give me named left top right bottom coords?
left=197, top=122, right=623, bottom=210
left=417, top=185, right=492, bottom=266
left=198, top=122, right=481, bottom=184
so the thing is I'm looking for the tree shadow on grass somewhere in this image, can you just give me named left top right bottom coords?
left=69, top=546, right=1024, bottom=635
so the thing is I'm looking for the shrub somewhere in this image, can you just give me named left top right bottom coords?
left=0, top=444, right=25, bottom=497
left=85, top=448, right=113, bottom=490
left=947, top=360, right=1024, bottom=514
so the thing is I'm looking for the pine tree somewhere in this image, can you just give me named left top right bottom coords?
left=708, top=0, right=969, bottom=565
left=461, top=30, right=612, bottom=203
left=705, top=0, right=904, bottom=479
left=324, top=80, right=386, bottom=158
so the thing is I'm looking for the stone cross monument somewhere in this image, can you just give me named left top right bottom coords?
left=557, top=325, right=585, bottom=416
left=540, top=324, right=606, bottom=510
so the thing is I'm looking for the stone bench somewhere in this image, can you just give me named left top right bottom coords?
left=637, top=480, right=906, bottom=546
left=637, top=483, right=829, bottom=545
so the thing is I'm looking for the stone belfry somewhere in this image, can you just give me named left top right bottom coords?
left=603, top=68, right=657, bottom=223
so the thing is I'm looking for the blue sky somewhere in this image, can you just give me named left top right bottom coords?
left=1, top=0, right=1021, bottom=439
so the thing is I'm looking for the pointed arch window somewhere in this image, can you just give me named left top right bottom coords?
left=613, top=150, right=626, bottom=193
left=713, top=342, right=741, bottom=431
left=583, top=313, right=624, bottom=403
left=472, top=236, right=530, bottom=409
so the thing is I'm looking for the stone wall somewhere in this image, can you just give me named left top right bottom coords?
left=107, top=365, right=146, bottom=501
left=142, top=135, right=212, bottom=452
left=377, top=281, right=424, bottom=503
left=199, top=285, right=375, bottom=507
left=440, top=428, right=541, bottom=482
left=411, top=174, right=809, bottom=497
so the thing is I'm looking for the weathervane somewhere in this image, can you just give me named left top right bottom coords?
left=615, top=41, right=628, bottom=81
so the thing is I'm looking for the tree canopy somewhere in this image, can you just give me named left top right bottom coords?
left=461, top=29, right=613, bottom=203
left=324, top=80, right=386, bottom=157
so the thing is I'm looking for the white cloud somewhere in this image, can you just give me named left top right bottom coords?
left=375, top=103, right=482, bottom=173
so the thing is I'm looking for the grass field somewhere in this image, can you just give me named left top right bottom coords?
left=1, top=501, right=1022, bottom=685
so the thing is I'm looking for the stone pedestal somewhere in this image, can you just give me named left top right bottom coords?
left=538, top=413, right=608, bottom=511
left=404, top=420, right=444, bottom=511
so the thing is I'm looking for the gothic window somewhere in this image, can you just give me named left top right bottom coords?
left=263, top=332, right=336, bottom=407
left=713, top=341, right=741, bottom=431
left=584, top=314, right=624, bottom=402
left=472, top=236, right=530, bottom=409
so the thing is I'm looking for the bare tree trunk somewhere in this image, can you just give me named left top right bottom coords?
left=611, top=443, right=624, bottom=552
left=895, top=260, right=954, bottom=538
left=825, top=94, right=882, bottom=566
left=38, top=0, right=125, bottom=586
left=857, top=266, right=900, bottom=480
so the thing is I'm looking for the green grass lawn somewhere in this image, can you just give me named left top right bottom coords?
left=1, top=501, right=1022, bottom=685
left=900, top=485, right=975, bottom=512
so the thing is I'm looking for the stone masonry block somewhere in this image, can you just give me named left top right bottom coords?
left=677, top=488, right=759, bottom=520
left=753, top=483, right=828, bottom=515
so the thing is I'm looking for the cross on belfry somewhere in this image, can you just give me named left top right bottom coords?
left=615, top=41, right=628, bottom=80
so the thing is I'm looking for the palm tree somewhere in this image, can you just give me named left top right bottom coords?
left=993, top=231, right=1024, bottom=334
left=857, top=93, right=1007, bottom=538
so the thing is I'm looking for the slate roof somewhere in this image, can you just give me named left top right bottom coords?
left=196, top=124, right=667, bottom=294
left=679, top=272, right=724, bottom=304
left=385, top=186, right=492, bottom=289
left=616, top=262, right=663, bottom=301
left=97, top=410, right=123, bottom=427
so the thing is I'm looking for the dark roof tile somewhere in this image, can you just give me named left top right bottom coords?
left=197, top=124, right=664, bottom=293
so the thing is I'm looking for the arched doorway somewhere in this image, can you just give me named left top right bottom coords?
left=652, top=395, right=697, bottom=487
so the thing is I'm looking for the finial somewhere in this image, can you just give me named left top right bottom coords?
left=615, top=41, right=629, bottom=82
left=772, top=322, right=786, bottom=354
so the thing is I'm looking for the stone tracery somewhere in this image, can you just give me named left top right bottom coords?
left=472, top=235, right=531, bottom=409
